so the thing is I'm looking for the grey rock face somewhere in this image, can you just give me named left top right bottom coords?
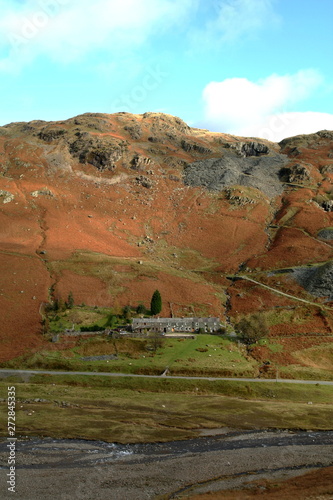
left=226, top=141, right=270, bottom=157
left=241, top=142, right=269, bottom=157
left=183, top=152, right=289, bottom=198
left=293, top=262, right=333, bottom=300
left=318, top=228, right=333, bottom=240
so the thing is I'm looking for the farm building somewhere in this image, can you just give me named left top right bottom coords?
left=132, top=317, right=221, bottom=334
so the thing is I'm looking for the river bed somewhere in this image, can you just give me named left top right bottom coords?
left=1, top=429, right=333, bottom=499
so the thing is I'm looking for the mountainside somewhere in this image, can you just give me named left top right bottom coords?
left=0, top=112, right=333, bottom=361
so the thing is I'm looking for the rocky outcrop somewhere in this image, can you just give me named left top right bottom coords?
left=142, top=112, right=193, bottom=148
left=135, top=175, right=154, bottom=189
left=0, top=190, right=14, bottom=203
left=226, top=141, right=269, bottom=157
left=224, top=188, right=257, bottom=206
left=67, top=113, right=110, bottom=132
left=320, top=164, right=333, bottom=175
left=279, top=164, right=310, bottom=184
left=38, top=127, right=67, bottom=142
left=124, top=124, right=142, bottom=140
left=130, top=154, right=154, bottom=171
left=180, top=139, right=212, bottom=154
left=68, top=132, right=127, bottom=171
left=143, top=112, right=191, bottom=136
left=321, top=200, right=333, bottom=212
left=279, top=129, right=333, bottom=152
left=30, top=188, right=54, bottom=198
left=293, top=262, right=333, bottom=300
left=318, top=130, right=333, bottom=140
left=147, top=136, right=161, bottom=143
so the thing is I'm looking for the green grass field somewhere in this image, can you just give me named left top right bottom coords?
left=3, top=335, right=258, bottom=377
left=47, top=305, right=116, bottom=333
left=4, top=332, right=333, bottom=381
left=0, top=376, right=332, bottom=443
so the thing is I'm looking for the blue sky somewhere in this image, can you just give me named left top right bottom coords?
left=0, top=0, right=332, bottom=140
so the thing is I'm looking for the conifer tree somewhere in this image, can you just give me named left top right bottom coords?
left=66, top=291, right=74, bottom=309
left=150, top=289, right=162, bottom=315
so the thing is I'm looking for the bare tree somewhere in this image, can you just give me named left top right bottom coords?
left=235, top=313, right=269, bottom=345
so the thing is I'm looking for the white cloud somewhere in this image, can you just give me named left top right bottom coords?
left=255, top=112, right=333, bottom=142
left=212, top=0, right=279, bottom=41
left=201, top=70, right=332, bottom=141
left=190, top=0, right=279, bottom=47
left=0, top=0, right=196, bottom=71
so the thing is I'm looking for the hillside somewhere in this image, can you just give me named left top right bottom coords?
left=0, top=112, right=333, bottom=362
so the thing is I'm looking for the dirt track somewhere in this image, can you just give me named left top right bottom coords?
left=1, top=429, right=333, bottom=499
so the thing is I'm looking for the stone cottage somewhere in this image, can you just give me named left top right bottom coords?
left=131, top=317, right=221, bottom=334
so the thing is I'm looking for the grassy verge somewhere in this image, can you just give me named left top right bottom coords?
left=0, top=376, right=332, bottom=444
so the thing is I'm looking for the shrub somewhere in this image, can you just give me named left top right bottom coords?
left=136, top=303, right=147, bottom=315
left=80, top=325, right=104, bottom=332
left=122, top=305, right=132, bottom=319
